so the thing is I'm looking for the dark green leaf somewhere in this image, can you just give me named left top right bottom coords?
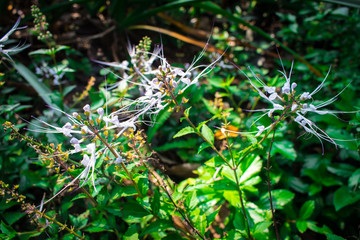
left=151, top=189, right=160, bottom=216
left=333, top=186, right=360, bottom=211
left=198, top=142, right=211, bottom=153
left=12, top=62, right=56, bottom=108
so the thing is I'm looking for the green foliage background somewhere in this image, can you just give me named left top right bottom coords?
left=0, top=0, right=359, bottom=239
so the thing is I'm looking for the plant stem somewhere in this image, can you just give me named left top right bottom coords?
left=267, top=127, right=280, bottom=240
left=88, top=124, right=144, bottom=198
left=33, top=208, right=85, bottom=239
left=233, top=168, right=253, bottom=239
left=130, top=139, right=207, bottom=240
left=224, top=125, right=252, bottom=239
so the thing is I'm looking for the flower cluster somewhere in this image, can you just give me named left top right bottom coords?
left=94, top=38, right=221, bottom=115
left=29, top=103, right=137, bottom=203
left=0, top=17, right=30, bottom=62
left=35, top=62, right=66, bottom=85
left=242, top=60, right=358, bottom=152
left=28, top=39, right=222, bottom=204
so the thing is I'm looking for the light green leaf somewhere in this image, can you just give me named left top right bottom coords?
left=272, top=140, right=297, bottom=161
left=258, top=189, right=295, bottom=210
left=254, top=221, right=272, bottom=233
left=299, top=200, right=315, bottom=220
left=239, top=156, right=262, bottom=185
left=173, top=126, right=196, bottom=138
left=296, top=220, right=308, bottom=233
left=1, top=221, right=16, bottom=239
left=185, top=191, right=199, bottom=209
left=201, top=124, right=214, bottom=144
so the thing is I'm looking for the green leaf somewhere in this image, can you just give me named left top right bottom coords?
left=258, top=189, right=295, bottom=210
left=147, top=108, right=171, bottom=141
left=332, top=7, right=349, bottom=16
left=1, top=221, right=16, bottom=239
left=296, top=220, right=308, bottom=233
left=322, top=0, right=360, bottom=8
left=326, top=233, right=346, bottom=240
left=254, top=221, right=272, bottom=233
left=12, top=62, right=57, bottom=108
left=193, top=209, right=207, bottom=235
left=154, top=139, right=197, bottom=151
left=185, top=191, right=199, bottom=209
left=29, top=45, right=70, bottom=55
left=122, top=201, right=151, bottom=223
left=124, top=224, right=139, bottom=240
left=2, top=211, right=25, bottom=225
left=85, top=218, right=111, bottom=233
left=299, top=200, right=315, bottom=220
left=348, top=169, right=360, bottom=188
left=239, top=156, right=262, bottom=185
left=141, top=220, right=174, bottom=236
left=198, top=142, right=211, bottom=153
left=333, top=186, right=360, bottom=211
left=184, top=106, right=191, bottom=118
left=207, top=76, right=226, bottom=88
left=271, top=140, right=297, bottom=161
left=151, top=189, right=160, bottom=216
left=201, top=124, right=214, bottom=144
left=173, top=126, right=196, bottom=138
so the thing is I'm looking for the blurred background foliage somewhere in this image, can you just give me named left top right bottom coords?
left=0, top=0, right=359, bottom=239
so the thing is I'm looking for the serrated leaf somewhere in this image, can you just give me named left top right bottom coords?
left=173, top=126, right=196, bottom=138
left=299, top=200, right=315, bottom=220
left=201, top=124, right=214, bottom=144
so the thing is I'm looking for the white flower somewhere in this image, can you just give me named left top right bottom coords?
left=114, top=157, right=125, bottom=164
left=0, top=17, right=30, bottom=62
left=300, top=92, right=311, bottom=100
left=255, top=126, right=265, bottom=137
left=81, top=126, right=90, bottom=134
left=281, top=82, right=291, bottom=94
left=97, top=108, right=104, bottom=117
left=61, top=122, right=73, bottom=137
left=83, top=104, right=91, bottom=113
